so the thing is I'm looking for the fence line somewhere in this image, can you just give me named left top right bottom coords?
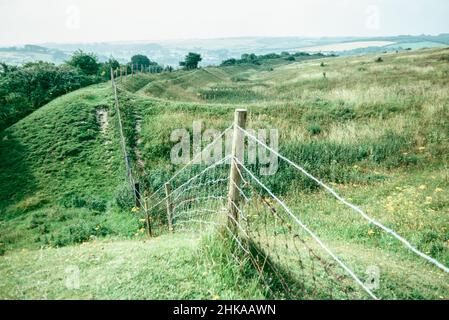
left=236, top=124, right=449, bottom=275
left=232, top=156, right=378, bottom=299
left=111, top=68, right=134, bottom=186
left=111, top=70, right=448, bottom=298
left=145, top=125, right=233, bottom=205
left=111, top=68, right=155, bottom=235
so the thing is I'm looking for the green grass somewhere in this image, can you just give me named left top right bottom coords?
left=1, top=47, right=448, bottom=299
left=0, top=232, right=264, bottom=299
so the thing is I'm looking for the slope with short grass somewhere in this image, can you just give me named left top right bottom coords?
left=0, top=232, right=265, bottom=299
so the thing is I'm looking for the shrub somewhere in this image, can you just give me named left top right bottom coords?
left=60, top=192, right=107, bottom=212
left=0, top=61, right=97, bottom=130
left=66, top=50, right=100, bottom=76
left=51, top=221, right=111, bottom=247
left=375, top=57, right=384, bottom=63
left=231, top=76, right=248, bottom=82
left=114, top=183, right=135, bottom=210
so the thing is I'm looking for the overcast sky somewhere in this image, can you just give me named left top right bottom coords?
left=0, top=0, right=448, bottom=46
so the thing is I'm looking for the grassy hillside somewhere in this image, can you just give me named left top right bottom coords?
left=0, top=83, right=139, bottom=250
left=1, top=47, right=448, bottom=299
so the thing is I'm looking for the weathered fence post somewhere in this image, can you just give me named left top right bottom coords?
left=165, top=182, right=174, bottom=232
left=144, top=196, right=153, bottom=238
left=227, top=109, right=247, bottom=233
left=110, top=68, right=114, bottom=87
left=134, top=182, right=141, bottom=208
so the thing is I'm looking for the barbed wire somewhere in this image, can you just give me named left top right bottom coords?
left=111, top=71, right=448, bottom=298
left=236, top=124, right=449, bottom=275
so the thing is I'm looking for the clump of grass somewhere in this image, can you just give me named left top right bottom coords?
left=198, top=231, right=267, bottom=299
left=231, top=75, right=248, bottom=82
left=375, top=57, right=384, bottom=63
left=60, top=191, right=107, bottom=213
left=308, top=123, right=322, bottom=135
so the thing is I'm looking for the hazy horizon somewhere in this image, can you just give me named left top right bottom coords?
left=3, top=33, right=449, bottom=48
left=1, top=0, right=448, bottom=47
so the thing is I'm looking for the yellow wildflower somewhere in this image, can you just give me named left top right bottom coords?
left=131, top=206, right=140, bottom=213
left=425, top=196, right=432, bottom=202
left=418, top=185, right=426, bottom=190
left=418, top=146, right=426, bottom=151
left=434, top=188, right=443, bottom=193
left=212, top=294, right=220, bottom=300
left=368, top=229, right=375, bottom=236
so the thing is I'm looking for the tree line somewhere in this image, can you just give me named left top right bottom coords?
left=0, top=50, right=207, bottom=130
left=220, top=51, right=333, bottom=66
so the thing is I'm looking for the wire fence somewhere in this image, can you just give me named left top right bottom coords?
left=111, top=69, right=153, bottom=234
left=111, top=72, right=449, bottom=299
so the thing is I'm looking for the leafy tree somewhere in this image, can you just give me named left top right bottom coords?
left=131, top=54, right=151, bottom=67
left=179, top=52, right=202, bottom=70
left=221, top=58, right=237, bottom=66
left=220, top=51, right=334, bottom=67
left=100, top=58, right=120, bottom=79
left=260, top=53, right=280, bottom=59
left=66, top=50, right=100, bottom=75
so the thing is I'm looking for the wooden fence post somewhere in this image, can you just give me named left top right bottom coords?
left=227, top=109, right=247, bottom=233
left=144, top=197, right=153, bottom=238
left=134, top=182, right=141, bottom=208
left=165, top=182, right=174, bottom=232
left=110, top=68, right=114, bottom=87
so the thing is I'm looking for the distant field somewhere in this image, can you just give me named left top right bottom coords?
left=299, top=41, right=395, bottom=52
left=385, top=41, right=448, bottom=50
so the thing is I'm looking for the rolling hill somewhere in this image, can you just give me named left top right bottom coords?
left=1, top=47, right=448, bottom=299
